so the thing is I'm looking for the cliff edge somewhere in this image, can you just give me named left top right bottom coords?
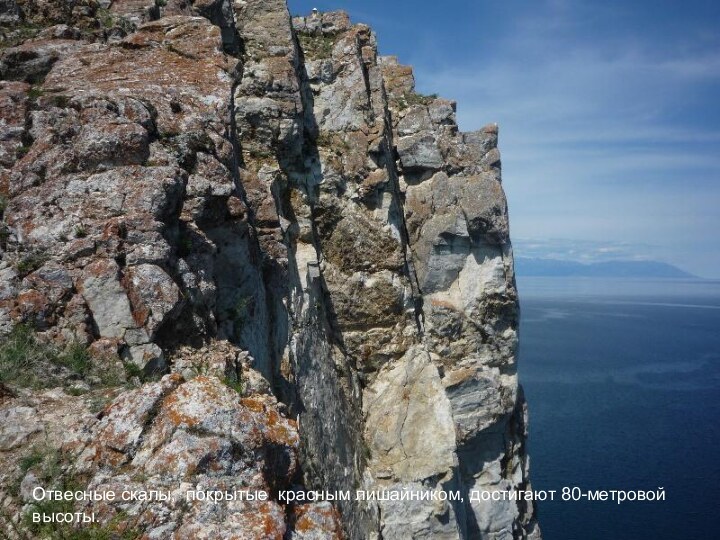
left=0, top=1, right=540, bottom=538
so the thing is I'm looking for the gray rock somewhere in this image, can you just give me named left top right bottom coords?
left=0, top=406, right=41, bottom=450
left=0, top=3, right=539, bottom=539
left=397, top=133, right=445, bottom=171
left=78, top=259, right=137, bottom=340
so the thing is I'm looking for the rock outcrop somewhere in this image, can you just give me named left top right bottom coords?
left=0, top=1, right=540, bottom=538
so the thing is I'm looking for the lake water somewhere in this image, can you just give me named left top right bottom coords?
left=517, top=277, right=720, bottom=540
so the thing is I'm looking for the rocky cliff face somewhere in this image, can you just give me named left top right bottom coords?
left=0, top=1, right=540, bottom=538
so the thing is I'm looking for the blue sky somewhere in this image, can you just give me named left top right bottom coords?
left=288, top=0, right=720, bottom=277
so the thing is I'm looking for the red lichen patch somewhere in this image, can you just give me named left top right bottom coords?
left=12, top=289, right=51, bottom=320
left=87, top=374, right=183, bottom=466
left=263, top=408, right=298, bottom=447
left=121, top=264, right=181, bottom=336
left=290, top=502, right=345, bottom=538
left=82, top=258, right=118, bottom=280
left=158, top=376, right=234, bottom=428
left=0, top=169, right=9, bottom=195
left=42, top=17, right=234, bottom=137
left=121, top=272, right=151, bottom=328
left=240, top=396, right=266, bottom=413
left=96, top=445, right=129, bottom=468
left=240, top=501, right=287, bottom=540
left=226, top=195, right=247, bottom=218
left=379, top=60, right=415, bottom=100
left=241, top=396, right=298, bottom=449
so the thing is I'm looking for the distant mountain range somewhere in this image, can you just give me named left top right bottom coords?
left=515, top=258, right=697, bottom=278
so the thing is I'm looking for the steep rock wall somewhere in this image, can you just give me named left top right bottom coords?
left=0, top=1, right=539, bottom=538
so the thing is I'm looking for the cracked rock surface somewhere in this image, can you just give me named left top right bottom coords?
left=0, top=1, right=539, bottom=538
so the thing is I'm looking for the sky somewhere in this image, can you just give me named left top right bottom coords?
left=288, top=0, right=720, bottom=277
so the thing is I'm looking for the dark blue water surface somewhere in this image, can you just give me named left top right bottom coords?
left=517, top=277, right=720, bottom=540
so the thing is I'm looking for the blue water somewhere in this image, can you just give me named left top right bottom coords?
left=518, top=277, right=720, bottom=540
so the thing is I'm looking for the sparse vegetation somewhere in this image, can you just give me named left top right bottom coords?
left=222, top=375, right=244, bottom=395
left=315, top=131, right=333, bottom=148
left=0, top=224, right=11, bottom=246
left=28, top=86, right=44, bottom=101
left=15, top=252, right=49, bottom=276
left=393, top=91, right=438, bottom=110
left=58, top=341, right=92, bottom=376
left=178, top=232, right=193, bottom=257
left=0, top=325, right=59, bottom=388
left=96, top=7, right=115, bottom=29
left=227, top=295, right=254, bottom=334
left=298, top=32, right=337, bottom=59
left=121, top=360, right=148, bottom=384
left=0, top=325, right=128, bottom=390
left=6, top=442, right=67, bottom=500
left=315, top=131, right=351, bottom=151
left=14, top=444, right=141, bottom=540
left=96, top=8, right=135, bottom=35
left=0, top=23, right=40, bottom=51
left=16, top=145, right=31, bottom=158
left=247, top=148, right=273, bottom=160
left=74, top=224, right=88, bottom=238
left=1, top=195, right=10, bottom=246
left=187, top=361, right=209, bottom=378
left=50, top=94, right=70, bottom=108
left=18, top=446, right=49, bottom=476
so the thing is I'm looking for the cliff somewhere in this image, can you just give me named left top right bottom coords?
left=0, top=1, right=540, bottom=538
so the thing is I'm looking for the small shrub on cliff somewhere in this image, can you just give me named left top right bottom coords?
left=50, top=94, right=70, bottom=108
left=21, top=444, right=66, bottom=486
left=28, top=85, right=44, bottom=101
left=0, top=195, right=7, bottom=217
left=96, top=7, right=117, bottom=29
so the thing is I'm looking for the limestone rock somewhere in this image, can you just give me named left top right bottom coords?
left=364, top=347, right=456, bottom=481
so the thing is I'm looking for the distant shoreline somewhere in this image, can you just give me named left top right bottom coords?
left=515, top=257, right=698, bottom=279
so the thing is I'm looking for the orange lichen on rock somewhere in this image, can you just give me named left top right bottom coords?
left=290, top=502, right=345, bottom=539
